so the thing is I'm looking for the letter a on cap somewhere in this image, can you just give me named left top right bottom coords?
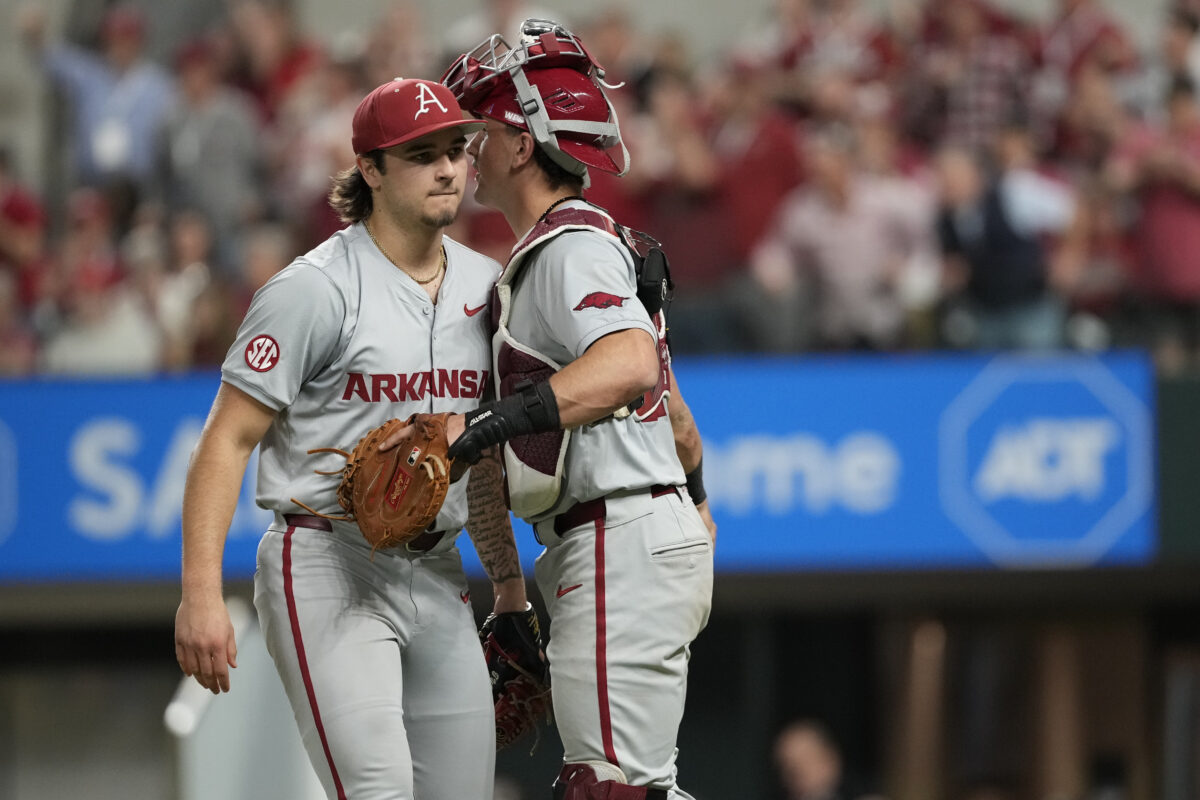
left=414, top=83, right=448, bottom=118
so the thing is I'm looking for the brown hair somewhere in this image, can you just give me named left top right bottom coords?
left=327, top=150, right=385, bottom=224
left=532, top=144, right=585, bottom=193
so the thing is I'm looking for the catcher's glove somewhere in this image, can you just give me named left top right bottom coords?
left=291, top=414, right=452, bottom=553
left=481, top=605, right=552, bottom=751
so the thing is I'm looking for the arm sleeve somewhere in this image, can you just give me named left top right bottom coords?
left=1001, top=170, right=1076, bottom=236
left=43, top=45, right=104, bottom=98
left=220, top=262, right=346, bottom=410
left=529, top=232, right=657, bottom=359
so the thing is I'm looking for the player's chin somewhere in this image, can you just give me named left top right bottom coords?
left=423, top=208, right=460, bottom=229
left=424, top=196, right=462, bottom=228
left=472, top=180, right=490, bottom=208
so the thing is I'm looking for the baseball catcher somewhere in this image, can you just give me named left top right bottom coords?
left=292, top=413, right=453, bottom=553
left=481, top=604, right=553, bottom=750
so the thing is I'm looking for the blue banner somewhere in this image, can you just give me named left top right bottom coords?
left=0, top=353, right=1156, bottom=583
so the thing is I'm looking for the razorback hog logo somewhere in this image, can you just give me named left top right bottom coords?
left=574, top=292, right=627, bottom=311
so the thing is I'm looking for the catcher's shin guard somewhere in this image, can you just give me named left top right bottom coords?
left=551, top=763, right=668, bottom=800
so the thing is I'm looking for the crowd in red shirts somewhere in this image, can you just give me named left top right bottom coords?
left=4, top=0, right=1200, bottom=375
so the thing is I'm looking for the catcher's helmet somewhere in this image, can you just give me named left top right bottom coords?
left=441, top=19, right=629, bottom=181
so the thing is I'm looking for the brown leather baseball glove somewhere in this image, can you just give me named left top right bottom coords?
left=291, top=414, right=453, bottom=553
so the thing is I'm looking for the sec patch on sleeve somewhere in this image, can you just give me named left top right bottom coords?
left=245, top=334, right=280, bottom=372
left=573, top=292, right=626, bottom=311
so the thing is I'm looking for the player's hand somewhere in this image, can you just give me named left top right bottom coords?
left=376, top=419, right=413, bottom=452
left=696, top=499, right=717, bottom=544
left=377, top=414, right=465, bottom=450
left=377, top=414, right=471, bottom=481
left=174, top=593, right=238, bottom=694
left=446, top=412, right=472, bottom=482
left=446, top=412, right=465, bottom=447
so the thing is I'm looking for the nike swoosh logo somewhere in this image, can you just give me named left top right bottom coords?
left=460, top=589, right=470, bottom=603
left=556, top=583, right=583, bottom=598
left=464, top=303, right=487, bottom=317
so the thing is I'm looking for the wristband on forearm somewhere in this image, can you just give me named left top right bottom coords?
left=685, top=459, right=707, bottom=504
left=448, top=379, right=561, bottom=464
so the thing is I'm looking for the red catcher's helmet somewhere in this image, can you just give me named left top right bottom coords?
left=441, top=19, right=629, bottom=182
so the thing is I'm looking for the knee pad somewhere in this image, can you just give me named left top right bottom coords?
left=551, top=762, right=668, bottom=800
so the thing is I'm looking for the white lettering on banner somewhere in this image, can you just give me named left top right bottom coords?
left=69, top=419, right=145, bottom=540
left=707, top=432, right=900, bottom=515
left=68, top=417, right=270, bottom=542
left=974, top=418, right=1119, bottom=503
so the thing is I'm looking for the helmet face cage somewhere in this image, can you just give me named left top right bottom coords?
left=442, top=20, right=604, bottom=107
left=441, top=19, right=629, bottom=179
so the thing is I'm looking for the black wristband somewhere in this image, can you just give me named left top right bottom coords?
left=685, top=459, right=706, bottom=505
left=448, top=380, right=561, bottom=464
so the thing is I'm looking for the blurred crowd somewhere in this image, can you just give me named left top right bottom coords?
left=4, top=0, right=1200, bottom=376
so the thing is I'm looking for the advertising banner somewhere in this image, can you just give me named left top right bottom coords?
left=0, top=352, right=1155, bottom=582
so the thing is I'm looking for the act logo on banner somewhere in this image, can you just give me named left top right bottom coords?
left=939, top=356, right=1153, bottom=567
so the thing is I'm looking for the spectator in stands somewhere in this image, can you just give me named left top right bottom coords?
left=0, top=271, right=37, bottom=376
left=155, top=36, right=265, bottom=275
left=621, top=66, right=738, bottom=352
left=934, top=128, right=1083, bottom=350
left=362, top=2, right=437, bottom=88
left=903, top=0, right=1031, bottom=153
left=751, top=125, right=934, bottom=352
left=660, top=56, right=806, bottom=354
left=1123, top=6, right=1200, bottom=124
left=225, top=0, right=321, bottom=124
left=38, top=187, right=163, bottom=374
left=271, top=37, right=364, bottom=251
left=1039, top=0, right=1138, bottom=85
left=238, top=222, right=293, bottom=301
left=18, top=3, right=175, bottom=234
left=1104, top=76, right=1200, bottom=374
left=1033, top=0, right=1139, bottom=150
left=0, top=146, right=49, bottom=317
left=126, top=210, right=213, bottom=370
left=709, top=58, right=805, bottom=271
left=773, top=718, right=874, bottom=800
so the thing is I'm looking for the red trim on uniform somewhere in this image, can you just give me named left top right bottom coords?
left=594, top=517, right=619, bottom=767
left=284, top=525, right=347, bottom=800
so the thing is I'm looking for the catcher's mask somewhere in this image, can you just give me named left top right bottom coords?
left=441, top=18, right=629, bottom=183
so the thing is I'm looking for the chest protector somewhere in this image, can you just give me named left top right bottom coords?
left=493, top=207, right=672, bottom=519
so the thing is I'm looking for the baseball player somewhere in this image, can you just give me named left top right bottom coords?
left=173, top=78, right=524, bottom=800
left=434, top=20, right=716, bottom=799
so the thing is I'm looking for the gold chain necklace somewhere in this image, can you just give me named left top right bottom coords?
left=365, top=222, right=445, bottom=285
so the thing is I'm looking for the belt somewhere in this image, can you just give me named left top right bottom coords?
left=283, top=514, right=448, bottom=553
left=552, top=484, right=679, bottom=537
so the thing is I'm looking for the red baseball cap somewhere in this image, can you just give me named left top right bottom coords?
left=352, top=78, right=485, bottom=155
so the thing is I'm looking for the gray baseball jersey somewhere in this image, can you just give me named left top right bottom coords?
left=501, top=201, right=713, bottom=798
left=502, top=202, right=684, bottom=521
left=223, top=222, right=500, bottom=800
left=223, top=224, right=496, bottom=534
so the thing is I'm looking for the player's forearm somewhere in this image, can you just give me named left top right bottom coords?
left=466, top=449, right=524, bottom=590
left=446, top=331, right=658, bottom=466
left=181, top=433, right=256, bottom=596
left=668, top=376, right=703, bottom=473
left=549, top=328, right=659, bottom=428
